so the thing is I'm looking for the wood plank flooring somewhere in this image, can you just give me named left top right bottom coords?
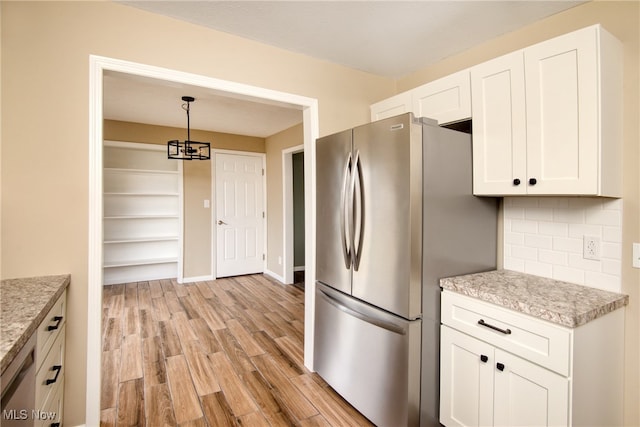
left=101, top=274, right=374, bottom=427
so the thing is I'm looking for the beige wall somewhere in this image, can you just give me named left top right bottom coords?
left=265, top=123, right=305, bottom=278
left=1, top=2, right=393, bottom=423
left=104, top=120, right=266, bottom=279
left=396, top=2, right=639, bottom=424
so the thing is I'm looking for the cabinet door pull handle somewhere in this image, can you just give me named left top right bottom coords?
left=45, top=365, right=62, bottom=385
left=529, top=178, right=538, bottom=185
left=478, top=319, right=512, bottom=335
left=513, top=178, right=521, bottom=186
left=496, top=362, right=505, bottom=371
left=480, top=355, right=488, bottom=363
left=47, top=316, right=63, bottom=331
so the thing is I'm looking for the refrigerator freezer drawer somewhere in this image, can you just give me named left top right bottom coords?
left=314, top=283, right=421, bottom=426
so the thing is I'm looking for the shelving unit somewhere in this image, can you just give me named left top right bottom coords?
left=103, top=141, right=183, bottom=285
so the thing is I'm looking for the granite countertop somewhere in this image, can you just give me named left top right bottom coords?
left=0, top=275, right=70, bottom=374
left=440, top=269, right=628, bottom=328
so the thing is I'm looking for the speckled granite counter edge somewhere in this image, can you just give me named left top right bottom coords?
left=0, top=275, right=70, bottom=374
left=440, top=270, right=629, bottom=328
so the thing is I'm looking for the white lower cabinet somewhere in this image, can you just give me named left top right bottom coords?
left=35, top=291, right=66, bottom=427
left=440, top=290, right=624, bottom=427
left=493, top=348, right=568, bottom=427
left=441, top=326, right=569, bottom=427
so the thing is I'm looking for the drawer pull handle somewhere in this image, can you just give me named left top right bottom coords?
left=47, top=316, right=63, bottom=331
left=46, top=365, right=62, bottom=385
left=480, top=354, right=488, bottom=363
left=478, top=319, right=512, bottom=335
left=496, top=362, right=505, bottom=371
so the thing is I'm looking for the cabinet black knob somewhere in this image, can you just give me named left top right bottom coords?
left=529, top=178, right=537, bottom=185
left=496, top=362, right=505, bottom=372
left=480, top=355, right=488, bottom=363
left=513, top=178, right=521, bottom=186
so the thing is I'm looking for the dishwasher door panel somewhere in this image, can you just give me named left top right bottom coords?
left=1, top=335, right=36, bottom=427
left=313, top=282, right=421, bottom=427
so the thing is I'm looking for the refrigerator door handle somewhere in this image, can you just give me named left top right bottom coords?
left=340, top=152, right=353, bottom=269
left=352, top=151, right=364, bottom=271
left=318, top=288, right=406, bottom=335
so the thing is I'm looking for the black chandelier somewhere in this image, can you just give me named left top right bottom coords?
left=167, top=96, right=211, bottom=160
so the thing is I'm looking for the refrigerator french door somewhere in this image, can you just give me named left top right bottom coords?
left=316, top=114, right=423, bottom=317
left=315, top=114, right=423, bottom=426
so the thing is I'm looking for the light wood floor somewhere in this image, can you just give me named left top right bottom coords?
left=100, top=274, right=374, bottom=427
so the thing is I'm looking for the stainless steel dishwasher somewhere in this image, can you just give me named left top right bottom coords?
left=1, top=334, right=36, bottom=427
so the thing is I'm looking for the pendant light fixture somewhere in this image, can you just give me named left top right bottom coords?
left=167, top=96, right=211, bottom=160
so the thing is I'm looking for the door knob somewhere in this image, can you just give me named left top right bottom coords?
left=217, top=220, right=227, bottom=225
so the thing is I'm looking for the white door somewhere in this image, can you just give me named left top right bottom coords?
left=215, top=153, right=265, bottom=278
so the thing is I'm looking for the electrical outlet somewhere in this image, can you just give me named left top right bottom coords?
left=633, top=243, right=640, bottom=269
left=583, top=236, right=601, bottom=260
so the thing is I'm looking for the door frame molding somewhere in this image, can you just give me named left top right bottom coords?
left=88, top=55, right=319, bottom=426
left=210, top=149, right=267, bottom=280
left=283, top=144, right=305, bottom=284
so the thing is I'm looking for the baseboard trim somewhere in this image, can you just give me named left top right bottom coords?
left=180, top=275, right=214, bottom=284
left=264, top=269, right=286, bottom=284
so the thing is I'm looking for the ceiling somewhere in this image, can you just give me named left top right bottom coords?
left=106, top=0, right=584, bottom=138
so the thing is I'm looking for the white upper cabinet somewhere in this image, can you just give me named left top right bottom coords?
left=471, top=51, right=527, bottom=195
left=411, top=70, right=471, bottom=125
left=472, top=25, right=623, bottom=196
left=370, top=70, right=471, bottom=124
left=370, top=91, right=412, bottom=121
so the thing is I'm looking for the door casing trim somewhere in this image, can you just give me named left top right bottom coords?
left=88, top=55, right=319, bottom=427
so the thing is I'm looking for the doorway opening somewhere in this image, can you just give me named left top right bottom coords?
left=88, top=55, right=319, bottom=426
left=283, top=144, right=305, bottom=285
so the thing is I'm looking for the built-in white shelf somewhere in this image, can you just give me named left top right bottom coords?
left=103, top=141, right=183, bottom=285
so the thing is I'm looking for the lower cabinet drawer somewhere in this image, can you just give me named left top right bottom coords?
left=34, top=379, right=63, bottom=427
left=36, top=291, right=66, bottom=370
left=35, top=325, right=65, bottom=408
left=441, top=291, right=571, bottom=376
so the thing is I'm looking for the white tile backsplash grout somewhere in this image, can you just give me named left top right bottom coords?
left=504, top=196, right=622, bottom=292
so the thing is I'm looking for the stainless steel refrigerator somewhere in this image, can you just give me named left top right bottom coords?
left=314, top=113, right=497, bottom=426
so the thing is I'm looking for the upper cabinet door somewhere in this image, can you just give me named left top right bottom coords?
left=524, top=27, right=599, bottom=195
left=471, top=51, right=527, bottom=195
left=370, top=91, right=412, bottom=121
left=371, top=70, right=471, bottom=125
left=412, top=70, right=471, bottom=125
left=472, top=25, right=622, bottom=197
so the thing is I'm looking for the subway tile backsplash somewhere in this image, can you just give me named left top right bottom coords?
left=503, top=197, right=622, bottom=293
